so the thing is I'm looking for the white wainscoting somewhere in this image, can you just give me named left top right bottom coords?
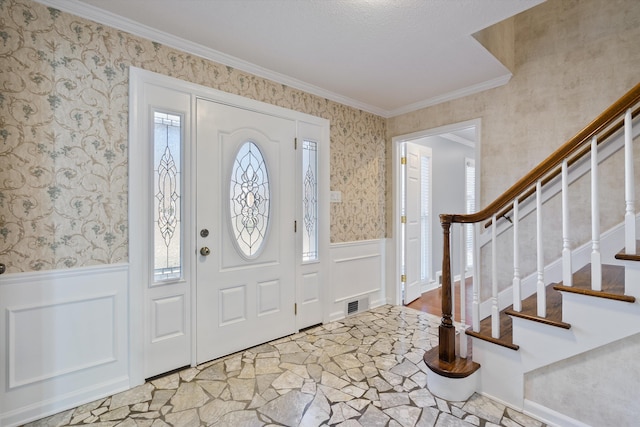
left=329, top=239, right=386, bottom=322
left=0, top=264, right=130, bottom=427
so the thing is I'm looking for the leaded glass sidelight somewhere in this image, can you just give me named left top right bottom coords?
left=230, top=141, right=270, bottom=258
left=302, top=139, right=318, bottom=261
left=153, top=111, right=182, bottom=282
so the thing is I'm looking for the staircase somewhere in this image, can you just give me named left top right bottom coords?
left=424, top=83, right=640, bottom=427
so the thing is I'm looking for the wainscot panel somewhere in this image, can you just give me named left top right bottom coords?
left=329, top=239, right=386, bottom=321
left=0, top=264, right=130, bottom=427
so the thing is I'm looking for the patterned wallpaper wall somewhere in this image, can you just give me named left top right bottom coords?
left=0, top=0, right=387, bottom=273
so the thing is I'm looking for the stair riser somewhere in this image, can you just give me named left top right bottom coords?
left=470, top=338, right=524, bottom=409
left=506, top=294, right=640, bottom=374
left=511, top=317, right=574, bottom=372
left=623, top=261, right=640, bottom=298
left=474, top=295, right=640, bottom=414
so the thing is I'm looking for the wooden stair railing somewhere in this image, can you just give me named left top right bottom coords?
left=426, top=82, right=640, bottom=375
left=485, top=105, right=640, bottom=229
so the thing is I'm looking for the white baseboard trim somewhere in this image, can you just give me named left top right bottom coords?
left=2, top=376, right=130, bottom=427
left=523, top=399, right=592, bottom=427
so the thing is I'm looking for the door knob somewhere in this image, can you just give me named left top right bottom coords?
left=0, top=263, right=5, bottom=274
left=200, top=247, right=211, bottom=256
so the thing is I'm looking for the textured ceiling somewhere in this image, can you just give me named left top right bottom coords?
left=39, top=0, right=545, bottom=117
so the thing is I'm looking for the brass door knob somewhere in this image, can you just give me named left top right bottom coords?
left=200, top=247, right=211, bottom=256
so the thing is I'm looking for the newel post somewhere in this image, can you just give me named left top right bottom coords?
left=439, top=215, right=456, bottom=363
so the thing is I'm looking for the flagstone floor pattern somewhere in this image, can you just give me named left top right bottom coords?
left=26, top=306, right=546, bottom=427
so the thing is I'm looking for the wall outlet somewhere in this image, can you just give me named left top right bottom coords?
left=330, top=191, right=342, bottom=203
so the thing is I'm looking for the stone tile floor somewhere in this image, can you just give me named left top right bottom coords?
left=26, top=305, right=546, bottom=427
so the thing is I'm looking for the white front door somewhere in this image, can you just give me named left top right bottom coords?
left=195, top=98, right=297, bottom=363
left=404, top=142, right=432, bottom=304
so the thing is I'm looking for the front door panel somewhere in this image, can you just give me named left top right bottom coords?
left=196, top=99, right=296, bottom=363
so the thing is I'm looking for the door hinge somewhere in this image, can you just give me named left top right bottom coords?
left=295, top=303, right=297, bottom=315
left=294, top=138, right=297, bottom=150
left=401, top=156, right=407, bottom=165
left=294, top=220, right=297, bottom=232
left=401, top=274, right=406, bottom=283
left=401, top=215, right=407, bottom=224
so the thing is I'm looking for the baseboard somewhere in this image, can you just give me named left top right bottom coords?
left=523, top=399, right=592, bottom=427
left=1, top=375, right=130, bottom=427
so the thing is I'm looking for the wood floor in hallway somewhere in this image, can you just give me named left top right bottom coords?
left=405, top=277, right=473, bottom=322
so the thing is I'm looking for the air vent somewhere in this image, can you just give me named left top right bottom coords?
left=345, top=297, right=369, bottom=317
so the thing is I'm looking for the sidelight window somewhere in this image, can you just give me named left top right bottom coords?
left=302, top=139, right=318, bottom=262
left=153, top=111, right=183, bottom=282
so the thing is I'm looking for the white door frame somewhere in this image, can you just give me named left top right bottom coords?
left=390, top=119, right=481, bottom=306
left=128, top=67, right=329, bottom=386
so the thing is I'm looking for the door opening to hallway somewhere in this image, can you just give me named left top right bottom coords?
left=394, top=121, right=479, bottom=310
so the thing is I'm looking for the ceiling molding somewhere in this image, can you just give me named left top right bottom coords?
left=387, top=73, right=512, bottom=118
left=35, top=0, right=390, bottom=117
left=34, top=0, right=513, bottom=119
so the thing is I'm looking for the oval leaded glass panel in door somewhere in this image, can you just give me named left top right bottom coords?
left=229, top=141, right=270, bottom=258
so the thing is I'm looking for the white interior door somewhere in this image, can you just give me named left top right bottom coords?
left=404, top=142, right=431, bottom=304
left=195, top=99, right=296, bottom=363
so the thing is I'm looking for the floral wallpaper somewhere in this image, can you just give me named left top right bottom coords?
left=0, top=0, right=387, bottom=273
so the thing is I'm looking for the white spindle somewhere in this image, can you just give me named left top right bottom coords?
left=625, top=108, right=636, bottom=255
left=591, top=136, right=602, bottom=291
left=562, top=159, right=573, bottom=287
left=472, top=222, right=480, bottom=332
left=536, top=180, right=546, bottom=317
left=491, top=214, right=500, bottom=339
left=459, top=224, right=467, bottom=358
left=512, top=199, right=522, bottom=312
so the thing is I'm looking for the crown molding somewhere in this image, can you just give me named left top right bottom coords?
left=387, top=73, right=512, bottom=118
left=34, top=0, right=513, bottom=119
left=34, top=0, right=389, bottom=117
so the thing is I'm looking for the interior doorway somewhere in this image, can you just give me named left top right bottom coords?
left=393, top=120, right=480, bottom=309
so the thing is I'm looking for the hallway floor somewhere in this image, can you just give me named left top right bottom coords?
left=26, top=306, right=545, bottom=427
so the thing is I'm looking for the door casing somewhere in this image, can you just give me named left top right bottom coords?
left=390, top=119, right=481, bottom=306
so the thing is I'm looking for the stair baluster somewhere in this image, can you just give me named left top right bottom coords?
left=536, top=180, right=546, bottom=317
left=562, top=159, right=573, bottom=286
left=472, top=222, right=480, bottom=332
left=512, top=199, right=522, bottom=312
left=491, top=214, right=499, bottom=338
left=591, top=136, right=602, bottom=291
left=625, top=108, right=636, bottom=254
